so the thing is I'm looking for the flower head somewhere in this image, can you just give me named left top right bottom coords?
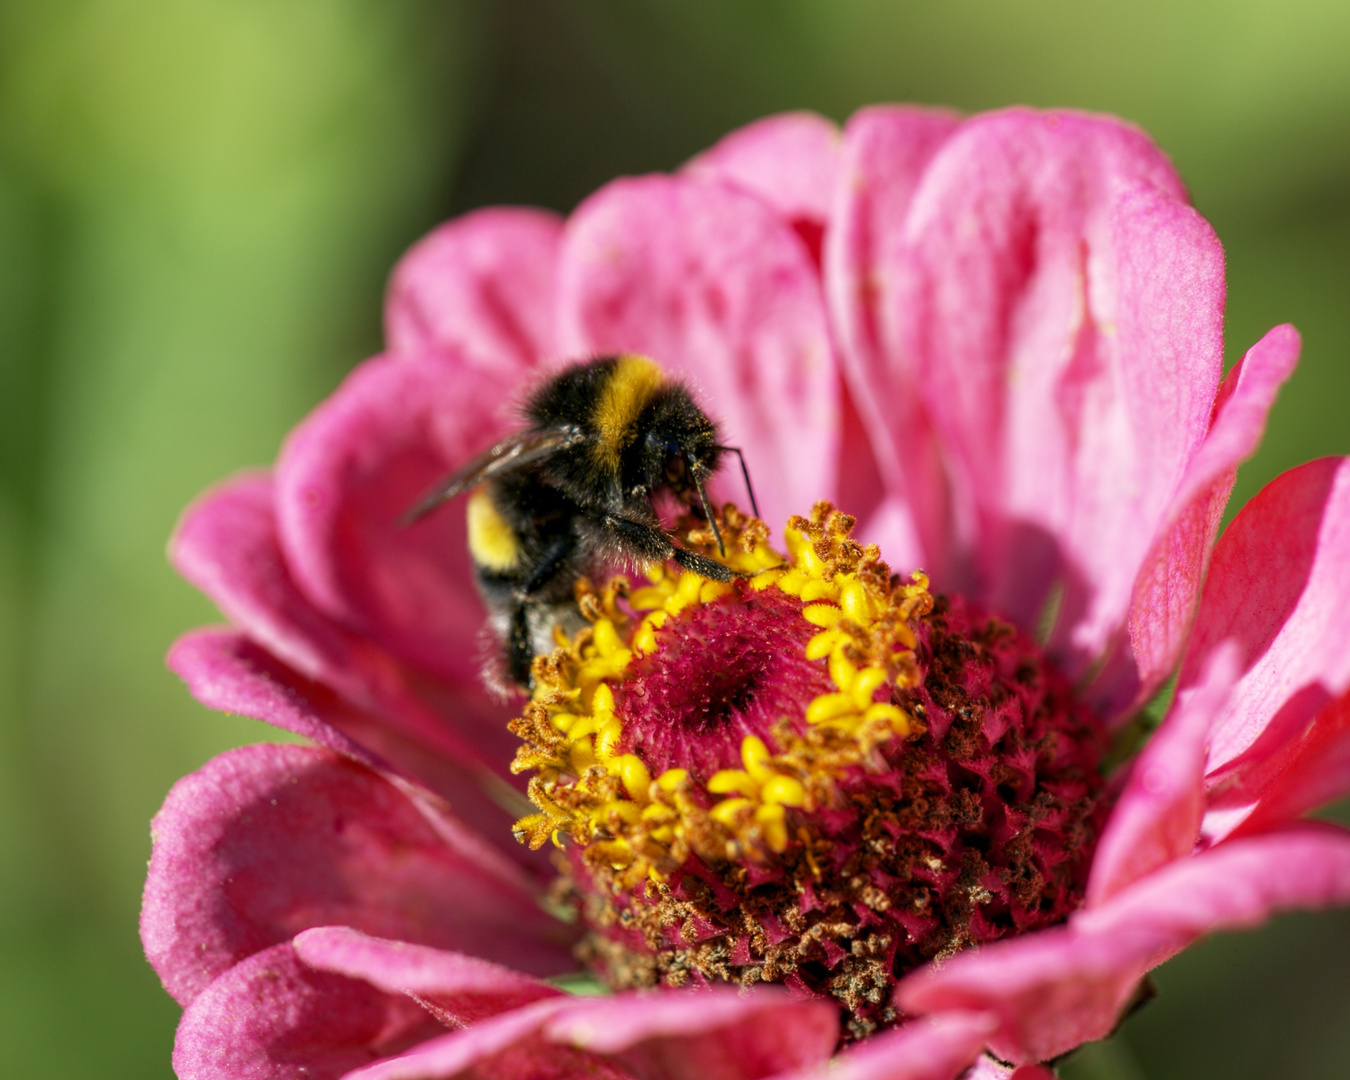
left=145, top=107, right=1350, bottom=1080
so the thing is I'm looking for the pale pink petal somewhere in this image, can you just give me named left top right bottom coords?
left=294, top=927, right=561, bottom=1026
left=555, top=174, right=838, bottom=532
left=1100, top=324, right=1300, bottom=715
left=385, top=206, right=563, bottom=370
left=174, top=942, right=443, bottom=1080
left=835, top=380, right=902, bottom=560
left=882, top=109, right=1221, bottom=683
left=1085, top=642, right=1238, bottom=906
left=141, top=743, right=573, bottom=1006
left=275, top=352, right=520, bottom=686
left=902, top=823, right=1350, bottom=1063
left=166, top=628, right=522, bottom=830
left=684, top=111, right=841, bottom=260
left=341, top=998, right=626, bottom=1080
left=770, top=1012, right=993, bottom=1080
left=543, top=989, right=838, bottom=1080
left=824, top=105, right=963, bottom=579
left=1179, top=458, right=1350, bottom=790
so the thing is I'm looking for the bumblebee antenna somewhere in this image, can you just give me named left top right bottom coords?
left=715, top=445, right=759, bottom=519
left=687, top=459, right=726, bottom=557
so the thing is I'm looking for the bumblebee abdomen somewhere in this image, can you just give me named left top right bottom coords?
left=466, top=487, right=522, bottom=573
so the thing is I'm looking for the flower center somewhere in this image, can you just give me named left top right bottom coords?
left=510, top=505, right=1108, bottom=1040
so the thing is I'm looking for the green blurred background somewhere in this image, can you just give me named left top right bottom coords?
left=1, top=2, right=1347, bottom=1076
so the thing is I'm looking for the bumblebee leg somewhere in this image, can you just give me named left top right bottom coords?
left=670, top=546, right=738, bottom=582
left=506, top=603, right=534, bottom=687
left=601, top=514, right=737, bottom=583
left=520, top=534, right=576, bottom=596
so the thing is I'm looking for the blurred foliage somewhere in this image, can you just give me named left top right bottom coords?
left=0, top=2, right=1346, bottom=1076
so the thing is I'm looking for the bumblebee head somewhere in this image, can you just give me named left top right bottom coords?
left=631, top=386, right=721, bottom=503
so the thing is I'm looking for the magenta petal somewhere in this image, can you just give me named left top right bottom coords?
left=1085, top=642, right=1239, bottom=906
left=771, top=1012, right=993, bottom=1080
left=275, top=352, right=520, bottom=685
left=881, top=110, right=1222, bottom=679
left=385, top=206, right=563, bottom=369
left=294, top=926, right=561, bottom=1026
left=1178, top=457, right=1350, bottom=835
left=542, top=988, right=838, bottom=1080
left=684, top=111, right=841, bottom=242
left=141, top=743, right=573, bottom=1006
left=1110, top=325, right=1300, bottom=715
left=173, top=942, right=443, bottom=1080
left=555, top=173, right=838, bottom=531
left=824, top=105, right=963, bottom=578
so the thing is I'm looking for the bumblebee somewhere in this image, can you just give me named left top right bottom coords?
left=406, top=355, right=757, bottom=690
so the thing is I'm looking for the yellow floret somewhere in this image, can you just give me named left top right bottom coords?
left=802, top=603, right=843, bottom=627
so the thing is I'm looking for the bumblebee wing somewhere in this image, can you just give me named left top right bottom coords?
left=402, top=426, right=584, bottom=523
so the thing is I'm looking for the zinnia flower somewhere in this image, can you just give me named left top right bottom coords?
left=143, top=107, right=1350, bottom=1080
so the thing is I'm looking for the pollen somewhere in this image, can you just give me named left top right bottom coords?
left=507, top=502, right=1109, bottom=1038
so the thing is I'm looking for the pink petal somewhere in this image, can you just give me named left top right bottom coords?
left=385, top=206, right=563, bottom=370
left=174, top=942, right=443, bottom=1080
left=169, top=474, right=513, bottom=776
left=963, top=1060, right=1014, bottom=1080
left=1103, top=324, right=1300, bottom=715
left=901, top=823, right=1350, bottom=1063
left=346, top=988, right=836, bottom=1080
left=542, top=989, right=838, bottom=1080
left=823, top=105, right=963, bottom=579
left=168, top=627, right=385, bottom=769
left=141, top=743, right=573, bottom=1006
left=341, top=998, right=626, bottom=1080
left=684, top=111, right=841, bottom=261
left=1178, top=457, right=1350, bottom=836
left=771, top=1012, right=994, bottom=1080
left=294, top=926, right=561, bottom=1026
left=1222, top=689, right=1350, bottom=839
left=897, top=922, right=1156, bottom=1066
left=1085, top=642, right=1238, bottom=906
left=555, top=173, right=838, bottom=532
left=880, top=109, right=1222, bottom=682
left=171, top=471, right=379, bottom=696
left=165, top=628, right=523, bottom=839
left=275, top=351, right=520, bottom=685
left=1079, top=822, right=1350, bottom=940
left=685, top=114, right=896, bottom=541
